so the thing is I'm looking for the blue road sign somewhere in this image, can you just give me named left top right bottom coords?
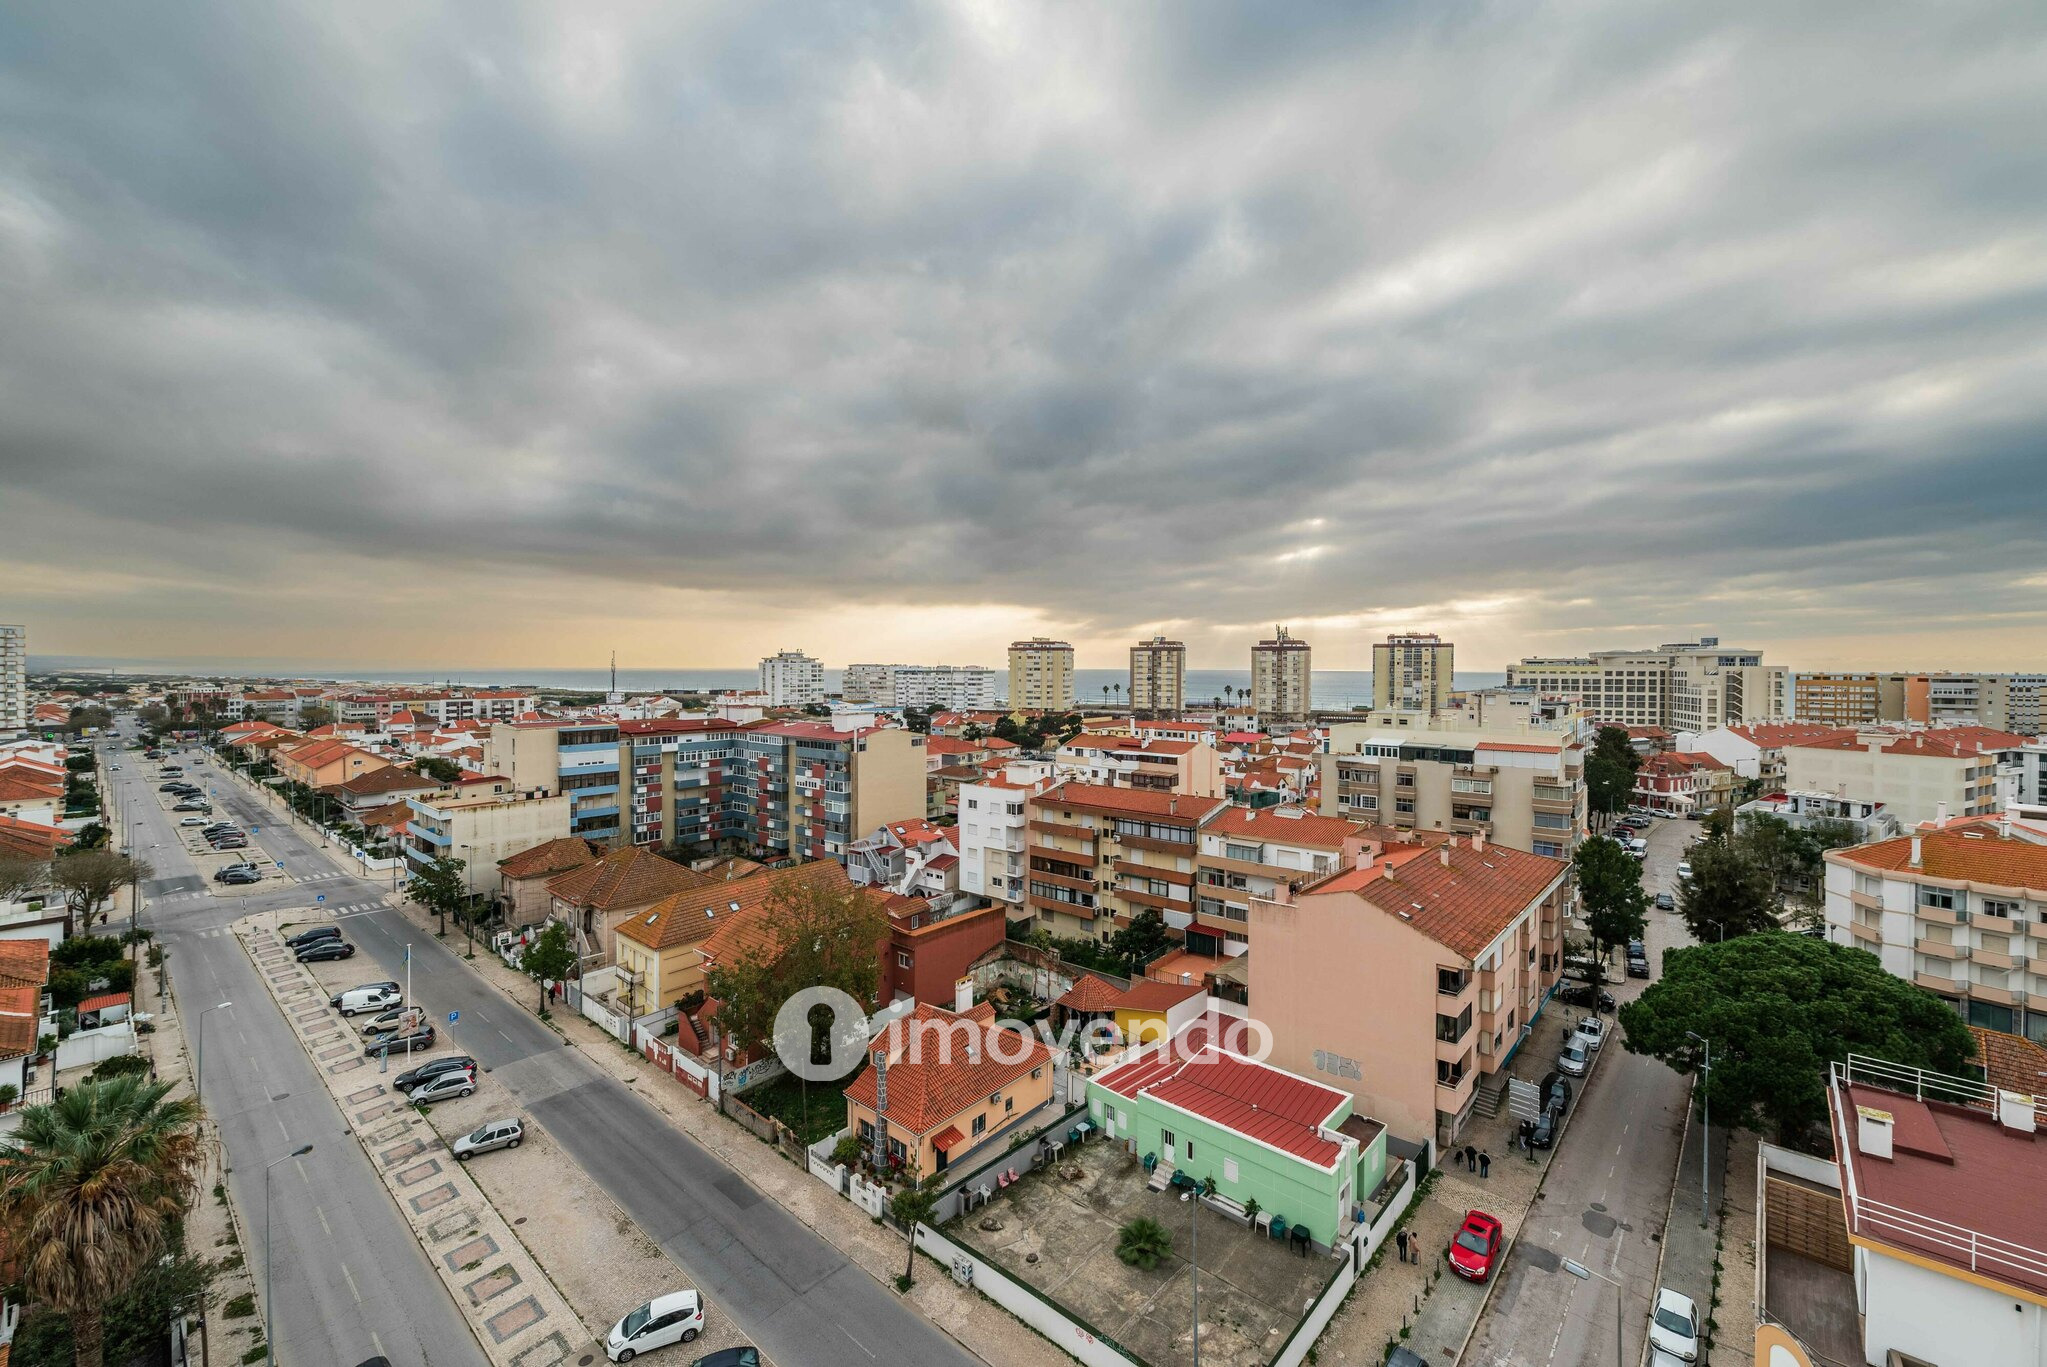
left=448, top=1011, right=459, bottom=1024
left=275, top=860, right=285, bottom=869
left=316, top=894, right=326, bottom=903
left=251, top=826, right=261, bottom=834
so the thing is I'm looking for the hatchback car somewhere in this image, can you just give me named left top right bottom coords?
left=452, top=1117, right=523, bottom=1158
left=297, top=940, right=356, bottom=963
left=217, top=868, right=262, bottom=885
left=1557, top=1040, right=1590, bottom=1077
left=179, top=816, right=210, bottom=827
left=157, top=782, right=184, bottom=792
left=606, top=1291, right=704, bottom=1362
left=395, top=1055, right=476, bottom=1092
left=366, top=1024, right=436, bottom=1057
left=173, top=802, right=212, bottom=813
left=1653, top=891, right=1674, bottom=911
left=1447, top=1211, right=1502, bottom=1282
left=406, top=1070, right=476, bottom=1105
left=687, top=1351, right=758, bottom=1367
left=361, top=1006, right=423, bottom=1037
left=1649, top=1287, right=1700, bottom=1362
left=1573, top=1017, right=1607, bottom=1052
left=1675, top=861, right=1693, bottom=881
left=284, top=926, right=342, bottom=949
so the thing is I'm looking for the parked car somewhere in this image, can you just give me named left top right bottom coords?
left=366, top=1024, right=436, bottom=1057
left=1626, top=942, right=1650, bottom=978
left=406, top=1070, right=476, bottom=1105
left=1573, top=1017, right=1607, bottom=1051
left=395, top=1055, right=476, bottom=1092
left=606, top=1291, right=705, bottom=1362
left=1557, top=1040, right=1590, bottom=1077
left=451, top=1117, right=523, bottom=1158
left=1543, top=1072, right=1573, bottom=1114
left=1447, top=1211, right=1503, bottom=1282
left=157, top=782, right=184, bottom=792
left=1555, top=982, right=1616, bottom=1013
left=173, top=802, right=211, bottom=813
left=296, top=940, right=356, bottom=963
left=1526, top=1106, right=1557, bottom=1150
left=179, top=816, right=210, bottom=827
left=1653, top=891, right=1674, bottom=911
left=217, top=868, right=262, bottom=885
left=688, top=1351, right=758, bottom=1367
left=1649, top=1287, right=1701, bottom=1362
left=361, top=1005, right=424, bottom=1037
left=1675, top=861, right=1693, bottom=881
left=211, top=842, right=250, bottom=853
left=284, top=926, right=342, bottom=949
left=332, top=983, right=401, bottom=1014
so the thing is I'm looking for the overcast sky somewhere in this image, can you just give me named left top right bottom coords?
left=4, top=2, right=2045, bottom=673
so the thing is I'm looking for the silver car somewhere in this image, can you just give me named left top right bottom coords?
left=405, top=1070, right=475, bottom=1105
left=452, top=1118, right=524, bottom=1160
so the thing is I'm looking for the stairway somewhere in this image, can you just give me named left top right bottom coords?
left=1472, top=1078, right=1508, bottom=1120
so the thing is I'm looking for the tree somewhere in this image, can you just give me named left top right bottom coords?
left=960, top=722, right=985, bottom=742
left=0, top=854, right=49, bottom=905
left=1115, top=1216, right=1175, bottom=1270
left=1583, top=726, right=1641, bottom=827
left=61, top=705, right=113, bottom=736
left=708, top=875, right=891, bottom=1070
left=411, top=755, right=461, bottom=784
left=1107, top=908, right=1172, bottom=975
left=1618, top=933, right=1976, bottom=1147
left=1574, top=836, right=1648, bottom=965
left=409, top=855, right=467, bottom=937
left=0, top=1076, right=203, bottom=1367
left=889, top=1174, right=944, bottom=1285
left=297, top=704, right=336, bottom=728
left=1679, top=837, right=1780, bottom=943
left=49, top=851, right=148, bottom=930
left=135, top=703, right=169, bottom=730
left=519, top=921, right=578, bottom=1015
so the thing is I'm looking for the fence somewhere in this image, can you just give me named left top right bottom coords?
left=633, top=1025, right=717, bottom=1100
left=1265, top=1157, right=1417, bottom=1367
left=929, top=1105, right=1089, bottom=1224
left=913, top=1222, right=1149, bottom=1367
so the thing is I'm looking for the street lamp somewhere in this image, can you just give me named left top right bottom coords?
left=263, top=1143, right=314, bottom=1367
left=1179, top=1188, right=1201, bottom=1367
left=196, top=1001, right=233, bottom=1103
left=1686, top=1030, right=1713, bottom=1226
left=1562, top=1258, right=1624, bottom=1367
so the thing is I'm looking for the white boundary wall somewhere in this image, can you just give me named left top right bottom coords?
left=912, top=1223, right=1145, bottom=1367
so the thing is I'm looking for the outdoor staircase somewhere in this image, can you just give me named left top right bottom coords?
left=1472, top=1077, right=1508, bottom=1120
left=1146, top=1162, right=1175, bottom=1193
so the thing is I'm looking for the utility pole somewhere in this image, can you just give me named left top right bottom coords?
left=1687, top=1030, right=1712, bottom=1225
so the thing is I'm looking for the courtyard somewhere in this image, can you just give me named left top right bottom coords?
left=952, top=1132, right=1341, bottom=1367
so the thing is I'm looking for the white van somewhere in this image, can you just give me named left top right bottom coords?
left=605, top=1290, right=704, bottom=1362
left=331, top=984, right=402, bottom=1016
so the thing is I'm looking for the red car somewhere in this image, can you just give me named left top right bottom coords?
left=1448, top=1210, right=1503, bottom=1282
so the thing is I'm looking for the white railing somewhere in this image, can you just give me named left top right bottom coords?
left=1840, top=1053, right=2044, bottom=1124
left=1847, top=1191, right=2047, bottom=1287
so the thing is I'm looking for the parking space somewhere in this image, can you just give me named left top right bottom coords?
left=265, top=916, right=767, bottom=1367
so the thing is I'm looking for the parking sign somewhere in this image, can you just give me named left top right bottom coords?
left=448, top=1010, right=459, bottom=1024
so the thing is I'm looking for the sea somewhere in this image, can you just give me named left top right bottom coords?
left=32, top=656, right=1509, bottom=712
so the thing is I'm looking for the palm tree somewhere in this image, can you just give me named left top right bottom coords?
left=2, top=1077, right=203, bottom=1367
left=1101, top=684, right=1111, bottom=708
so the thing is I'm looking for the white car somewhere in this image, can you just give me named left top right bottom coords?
left=179, top=816, right=209, bottom=827
left=1557, top=1041, right=1590, bottom=1077
left=1572, top=1017, right=1607, bottom=1052
left=1649, top=1286, right=1700, bottom=1361
left=606, top=1290, right=704, bottom=1362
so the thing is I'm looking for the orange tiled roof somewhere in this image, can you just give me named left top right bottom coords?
left=1034, top=782, right=1226, bottom=822
left=0, top=814, right=71, bottom=860
left=1311, top=837, right=1568, bottom=959
left=544, top=846, right=712, bottom=909
left=1056, top=973, right=1125, bottom=1013
left=0, top=984, right=40, bottom=1059
left=0, top=940, right=50, bottom=989
left=697, top=862, right=890, bottom=968
left=1792, top=727, right=2034, bottom=758
left=1830, top=829, right=2047, bottom=892
left=498, top=836, right=605, bottom=880
left=1200, top=805, right=1363, bottom=848
left=0, top=774, right=64, bottom=802
left=1970, top=1027, right=2047, bottom=1099
left=841, top=1002, right=1055, bottom=1137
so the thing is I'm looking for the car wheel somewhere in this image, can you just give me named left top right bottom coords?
left=617, top=1350, right=635, bottom=1363
left=459, top=1086, right=473, bottom=1097
left=680, top=1328, right=697, bottom=1343
left=507, top=1138, right=520, bottom=1149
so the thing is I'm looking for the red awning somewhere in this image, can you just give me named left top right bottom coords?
left=930, top=1125, right=965, bottom=1151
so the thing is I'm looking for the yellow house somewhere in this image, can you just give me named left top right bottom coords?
left=612, top=893, right=725, bottom=1017
left=841, top=1002, right=1058, bottom=1178
left=1113, top=978, right=1208, bottom=1046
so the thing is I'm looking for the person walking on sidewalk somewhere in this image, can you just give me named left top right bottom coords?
left=1395, top=1230, right=1409, bottom=1263
left=1478, top=1150, right=1491, bottom=1179
left=1464, top=1143, right=1478, bottom=1171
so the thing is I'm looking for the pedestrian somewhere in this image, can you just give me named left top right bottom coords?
left=1479, top=1149, right=1491, bottom=1179
left=1464, top=1143, right=1478, bottom=1171
left=1395, top=1230, right=1409, bottom=1264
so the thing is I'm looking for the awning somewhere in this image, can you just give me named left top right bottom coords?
left=931, top=1125, right=965, bottom=1151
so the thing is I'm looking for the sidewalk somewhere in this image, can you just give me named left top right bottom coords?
left=1656, top=1104, right=1747, bottom=1367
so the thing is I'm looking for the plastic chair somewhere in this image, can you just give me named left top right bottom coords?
left=1142, top=1153, right=1158, bottom=1173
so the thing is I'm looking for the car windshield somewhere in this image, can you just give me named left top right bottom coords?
left=1454, top=1228, right=1490, bottom=1255
left=1563, top=1045, right=1584, bottom=1060
left=621, top=1305, right=652, bottom=1337
left=1654, top=1305, right=1695, bottom=1336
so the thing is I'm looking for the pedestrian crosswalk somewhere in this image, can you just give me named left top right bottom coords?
left=295, top=870, right=348, bottom=884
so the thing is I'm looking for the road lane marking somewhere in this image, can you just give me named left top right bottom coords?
left=341, top=1262, right=362, bottom=1304
left=839, top=1324, right=876, bottom=1359
left=316, top=1205, right=332, bottom=1235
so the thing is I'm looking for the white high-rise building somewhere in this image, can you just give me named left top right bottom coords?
left=841, top=663, right=896, bottom=705
left=758, top=649, right=825, bottom=707
left=890, top=665, right=999, bottom=710
left=1508, top=635, right=1786, bottom=731
left=0, top=625, right=24, bottom=737
left=1251, top=626, right=1312, bottom=725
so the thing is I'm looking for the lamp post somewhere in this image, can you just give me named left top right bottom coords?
left=196, top=1001, right=233, bottom=1103
left=459, top=844, right=475, bottom=957
left=263, top=1143, right=314, bottom=1367
left=1562, top=1258, right=1624, bottom=1367
left=1686, top=1030, right=1712, bottom=1226
left=1180, top=1188, right=1201, bottom=1367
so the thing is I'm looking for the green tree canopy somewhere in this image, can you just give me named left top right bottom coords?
left=1574, top=835, right=1648, bottom=962
left=706, top=874, right=890, bottom=1073
left=519, top=921, right=579, bottom=1013
left=1619, top=933, right=1976, bottom=1147
left=1679, top=836, right=1780, bottom=942
left=409, top=854, right=468, bottom=937
left=412, top=755, right=462, bottom=784
left=49, top=851, right=148, bottom=929
left=1584, top=726, right=1642, bottom=824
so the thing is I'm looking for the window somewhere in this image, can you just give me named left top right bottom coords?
left=1349, top=793, right=1379, bottom=811
left=1395, top=798, right=1416, bottom=815
left=971, top=1114, right=987, bottom=1136
left=1184, top=1140, right=1194, bottom=1161
left=1224, top=842, right=1263, bottom=863
left=1031, top=1066, right=1043, bottom=1079
left=1223, top=1157, right=1239, bottom=1182
left=1982, top=899, right=2017, bottom=919
left=897, top=952, right=912, bottom=969
left=1919, top=887, right=1957, bottom=911
left=1533, top=811, right=1572, bottom=830
left=966, top=798, right=978, bottom=810
left=1532, top=840, right=1564, bottom=858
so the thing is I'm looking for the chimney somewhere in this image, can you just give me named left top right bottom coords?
left=1439, top=844, right=1451, bottom=868
left=1473, top=830, right=1486, bottom=853
left=1909, top=835, right=1923, bottom=868
left=954, top=976, right=974, bottom=1013
left=1935, top=800, right=1949, bottom=829
left=1383, top=858, right=1398, bottom=883
left=1856, top=1105, right=1894, bottom=1161
left=1999, top=1090, right=2039, bottom=1135
left=1168, top=798, right=1178, bottom=816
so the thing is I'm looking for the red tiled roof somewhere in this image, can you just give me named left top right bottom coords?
left=1968, top=1028, right=2047, bottom=1100
left=545, top=846, right=713, bottom=910
left=1057, top=974, right=1126, bottom=1013
left=1310, top=837, right=1567, bottom=959
left=0, top=940, right=51, bottom=989
left=1728, top=722, right=1858, bottom=748
left=697, top=862, right=885, bottom=968
left=1034, top=782, right=1226, bottom=822
left=0, top=814, right=71, bottom=860
left=1830, top=829, right=2047, bottom=892
left=1474, top=740, right=1563, bottom=754
left=76, top=992, right=130, bottom=1014
left=498, top=836, right=605, bottom=880
left=1792, top=726, right=2034, bottom=758
left=1200, top=805, right=1362, bottom=848
left=841, top=1002, right=1055, bottom=1137
left=0, top=984, right=40, bottom=1060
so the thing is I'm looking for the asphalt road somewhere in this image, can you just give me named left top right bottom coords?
left=182, top=745, right=980, bottom=1367
left=105, top=732, right=487, bottom=1367
left=1460, top=816, right=1704, bottom=1367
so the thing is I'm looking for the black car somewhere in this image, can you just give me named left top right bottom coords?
left=688, top=1351, right=760, bottom=1367
left=203, top=824, right=238, bottom=836
left=284, top=926, right=342, bottom=949
left=173, top=802, right=212, bottom=813
left=217, top=868, right=262, bottom=885
left=296, top=940, right=357, bottom=963
left=157, top=782, right=184, bottom=792
left=1555, top=982, right=1616, bottom=1013
left=395, top=1055, right=477, bottom=1092
left=366, top=1024, right=436, bottom=1057
left=1542, top=1072, right=1573, bottom=1114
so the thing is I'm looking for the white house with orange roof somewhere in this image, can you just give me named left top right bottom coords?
left=846, top=817, right=963, bottom=900
left=1788, top=725, right=2034, bottom=828
left=1053, top=733, right=1227, bottom=797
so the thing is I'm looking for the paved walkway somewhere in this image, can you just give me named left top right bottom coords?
left=1656, top=1105, right=1741, bottom=1367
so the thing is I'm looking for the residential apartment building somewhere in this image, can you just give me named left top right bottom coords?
left=1791, top=672, right=1884, bottom=726
left=1023, top=783, right=1225, bottom=940
left=728, top=721, right=926, bottom=863
left=1251, top=626, right=1311, bottom=726
left=1508, top=636, right=1787, bottom=730
left=1785, top=727, right=2029, bottom=827
left=1824, top=826, right=2047, bottom=1041
left=1879, top=672, right=2047, bottom=733
left=1249, top=832, right=1570, bottom=1146
left=1631, top=751, right=1735, bottom=816
left=758, top=650, right=825, bottom=707
left=1189, top=806, right=1368, bottom=960
left=404, top=789, right=573, bottom=896
left=889, top=665, right=999, bottom=710
left=954, top=765, right=1055, bottom=913
left=1053, top=733, right=1226, bottom=797
left=0, top=625, right=25, bottom=737
left=1678, top=721, right=1856, bottom=787
left=1320, top=720, right=1589, bottom=861
left=1128, top=636, right=1187, bottom=717
left=1006, top=638, right=1075, bottom=711
left=840, top=663, right=895, bottom=705
left=1372, top=632, right=1454, bottom=713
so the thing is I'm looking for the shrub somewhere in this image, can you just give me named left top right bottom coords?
left=90, top=1054, right=150, bottom=1081
left=831, top=1134, right=863, bottom=1168
left=1116, top=1216, right=1175, bottom=1270
left=222, top=1293, right=256, bottom=1319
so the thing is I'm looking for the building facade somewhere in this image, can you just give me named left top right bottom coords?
left=841, top=663, right=895, bottom=705
left=890, top=665, right=999, bottom=710
left=1372, top=632, right=1454, bottom=713
left=1128, top=636, right=1187, bottom=717
left=1791, top=672, right=1884, bottom=727
left=1509, top=636, right=1786, bottom=731
left=404, top=790, right=574, bottom=896
left=1023, top=783, right=1224, bottom=940
left=1785, top=727, right=2028, bottom=828
left=1251, top=627, right=1311, bottom=726
left=0, top=625, right=24, bottom=738
left=758, top=650, right=825, bottom=707
left=1320, top=720, right=1588, bottom=861
left=1006, top=638, right=1075, bottom=711
left=954, top=766, right=1053, bottom=914
left=1189, top=806, right=1367, bottom=960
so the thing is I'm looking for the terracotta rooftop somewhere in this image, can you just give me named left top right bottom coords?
left=1310, top=836, right=1568, bottom=959
left=1034, top=782, right=1226, bottom=822
left=841, top=1002, right=1054, bottom=1137
left=697, top=861, right=889, bottom=969
left=498, top=836, right=605, bottom=880
left=1201, top=805, right=1363, bottom=848
left=1791, top=726, right=2033, bottom=758
left=1968, top=1028, right=2047, bottom=1100
left=544, top=846, right=713, bottom=909
left=1829, top=829, right=2047, bottom=893
left=0, top=813, right=71, bottom=860
left=0, top=984, right=39, bottom=1059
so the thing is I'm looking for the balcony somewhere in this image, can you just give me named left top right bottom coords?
left=1847, top=920, right=1883, bottom=947
left=1974, top=946, right=2022, bottom=971
left=1027, top=868, right=1095, bottom=894
left=1916, top=902, right=1961, bottom=926
left=2028, top=919, right=2047, bottom=941
left=1915, top=939, right=1969, bottom=961
left=1912, top=971, right=1959, bottom=995
left=1849, top=890, right=1884, bottom=913
left=1437, top=969, right=1471, bottom=997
